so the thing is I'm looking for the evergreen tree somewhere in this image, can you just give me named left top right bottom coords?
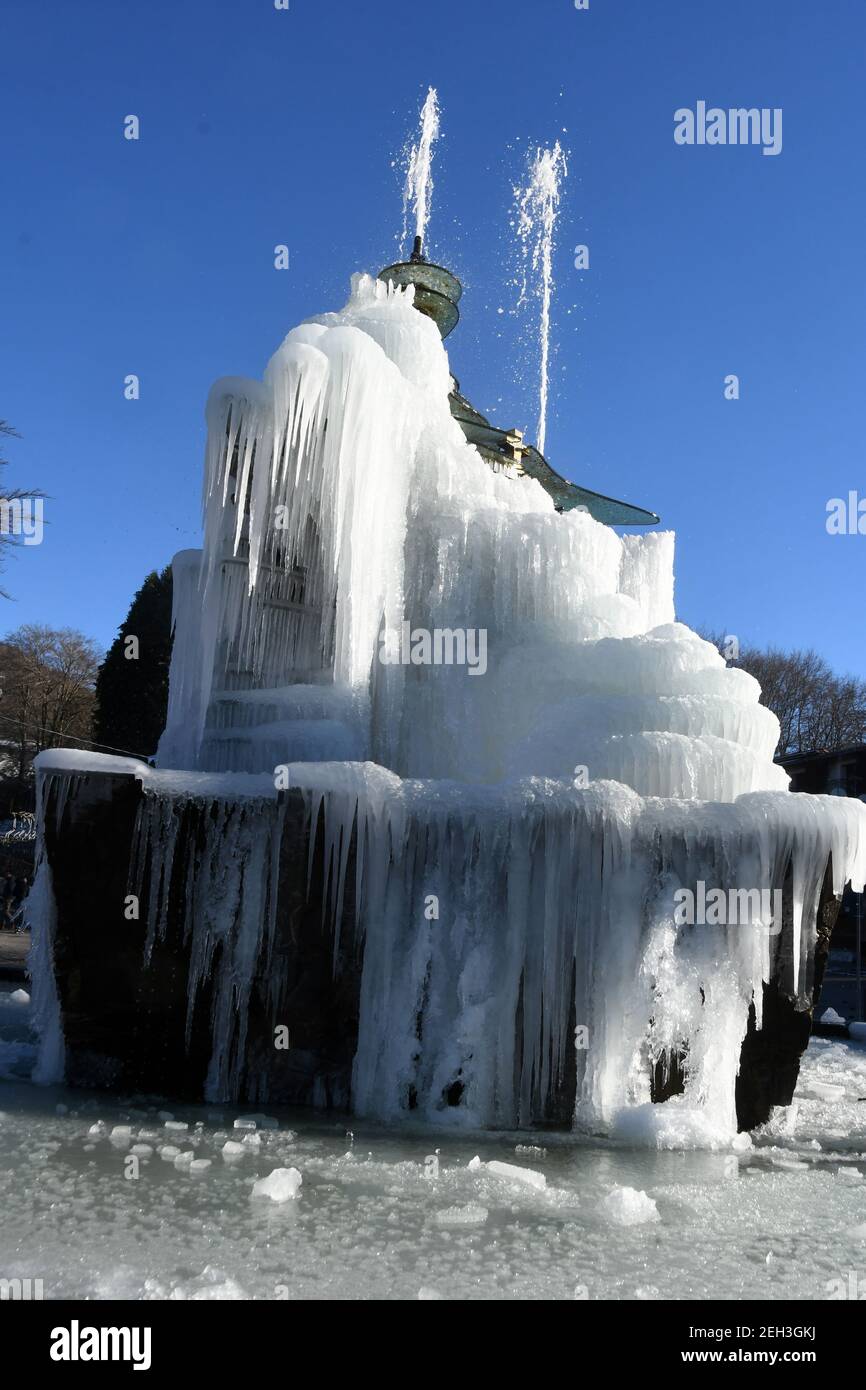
left=93, top=567, right=173, bottom=758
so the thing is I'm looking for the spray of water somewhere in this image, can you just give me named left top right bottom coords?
left=514, top=141, right=567, bottom=456
left=402, top=87, right=440, bottom=253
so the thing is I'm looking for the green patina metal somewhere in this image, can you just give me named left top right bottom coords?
left=378, top=238, right=659, bottom=528
left=378, top=236, right=462, bottom=339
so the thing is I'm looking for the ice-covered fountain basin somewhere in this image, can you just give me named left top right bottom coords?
left=29, top=751, right=866, bottom=1143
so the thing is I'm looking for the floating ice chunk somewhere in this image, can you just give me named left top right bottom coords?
left=164, top=1120, right=189, bottom=1132
left=9, top=989, right=29, bottom=1005
left=251, top=1167, right=302, bottom=1202
left=835, top=1167, right=863, bottom=1181
left=732, top=1132, right=753, bottom=1152
left=87, top=1122, right=105, bottom=1136
left=803, top=1082, right=846, bottom=1103
left=515, top=1144, right=548, bottom=1158
left=222, top=1140, right=245, bottom=1157
left=486, top=1160, right=547, bottom=1191
left=110, top=1125, right=132, bottom=1140
left=174, top=1151, right=195, bottom=1167
left=189, top=1159, right=212, bottom=1174
left=467, top=1156, right=482, bottom=1171
left=434, top=1203, right=489, bottom=1227
left=603, top=1186, right=659, bottom=1226
left=159, top=1145, right=181, bottom=1161
left=233, top=1118, right=257, bottom=1131
left=418, top=1287, right=444, bottom=1300
left=242, top=1133, right=262, bottom=1150
left=130, top=1144, right=153, bottom=1157
left=821, top=1008, right=847, bottom=1026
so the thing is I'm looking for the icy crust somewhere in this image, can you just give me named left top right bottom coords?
left=4, top=1035, right=866, bottom=1301
left=33, top=749, right=278, bottom=802
left=157, top=272, right=786, bottom=802
left=35, top=755, right=865, bottom=1141
left=292, top=768, right=866, bottom=1140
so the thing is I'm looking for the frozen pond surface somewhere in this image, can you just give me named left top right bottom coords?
left=2, top=982, right=866, bottom=1301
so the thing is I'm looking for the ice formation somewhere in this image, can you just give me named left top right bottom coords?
left=31, top=271, right=866, bottom=1143
left=251, top=1167, right=302, bottom=1202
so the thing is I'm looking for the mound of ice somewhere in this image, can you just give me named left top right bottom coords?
left=156, top=270, right=793, bottom=802
left=603, top=1186, right=660, bottom=1226
left=611, top=1099, right=734, bottom=1151
left=252, top=1167, right=302, bottom=1203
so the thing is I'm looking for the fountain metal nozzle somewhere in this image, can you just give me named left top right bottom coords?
left=377, top=238, right=462, bottom=339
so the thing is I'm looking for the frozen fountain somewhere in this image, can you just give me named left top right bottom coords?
left=27, top=121, right=866, bottom=1145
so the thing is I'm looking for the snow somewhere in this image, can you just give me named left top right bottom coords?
left=251, top=1167, right=302, bottom=1202
left=821, top=1007, right=847, bottom=1026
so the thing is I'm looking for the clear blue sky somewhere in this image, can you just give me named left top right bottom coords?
left=1, top=0, right=864, bottom=675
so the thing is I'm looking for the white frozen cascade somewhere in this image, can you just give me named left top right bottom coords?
left=33, top=273, right=866, bottom=1144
